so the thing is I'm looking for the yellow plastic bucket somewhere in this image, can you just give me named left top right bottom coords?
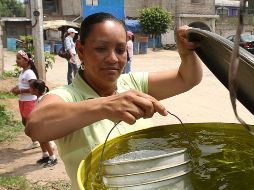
left=77, top=160, right=86, bottom=190
left=77, top=123, right=254, bottom=190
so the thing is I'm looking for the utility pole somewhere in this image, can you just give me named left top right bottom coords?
left=174, top=0, right=179, bottom=42
left=0, top=21, right=4, bottom=75
left=30, top=0, right=45, bottom=80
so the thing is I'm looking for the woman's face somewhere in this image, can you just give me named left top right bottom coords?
left=16, top=54, right=28, bottom=69
left=79, top=20, right=127, bottom=86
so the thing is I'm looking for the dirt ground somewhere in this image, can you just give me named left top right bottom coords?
left=1, top=48, right=254, bottom=186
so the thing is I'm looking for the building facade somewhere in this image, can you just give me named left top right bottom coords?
left=215, top=0, right=254, bottom=37
left=83, top=0, right=124, bottom=19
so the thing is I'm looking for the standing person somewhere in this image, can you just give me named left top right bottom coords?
left=29, top=79, right=58, bottom=167
left=26, top=12, right=203, bottom=190
left=122, top=31, right=134, bottom=74
left=65, top=28, right=78, bottom=84
left=11, top=50, right=40, bottom=150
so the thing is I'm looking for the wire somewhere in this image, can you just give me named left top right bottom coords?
left=96, top=110, right=195, bottom=181
left=96, top=121, right=121, bottom=181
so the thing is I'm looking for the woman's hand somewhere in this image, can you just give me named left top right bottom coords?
left=176, top=25, right=199, bottom=57
left=10, top=86, right=20, bottom=95
left=102, top=90, right=168, bottom=124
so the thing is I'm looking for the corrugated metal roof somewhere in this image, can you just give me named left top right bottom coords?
left=1, top=18, right=80, bottom=30
left=43, top=20, right=80, bottom=30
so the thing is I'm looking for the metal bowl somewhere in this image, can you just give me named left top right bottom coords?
left=105, top=168, right=192, bottom=190
left=103, top=160, right=190, bottom=186
left=103, top=148, right=189, bottom=175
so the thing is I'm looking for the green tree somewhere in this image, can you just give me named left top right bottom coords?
left=0, top=0, right=25, bottom=17
left=249, top=0, right=254, bottom=14
left=139, top=6, right=172, bottom=50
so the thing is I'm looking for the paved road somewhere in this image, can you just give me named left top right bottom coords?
left=4, top=49, right=254, bottom=126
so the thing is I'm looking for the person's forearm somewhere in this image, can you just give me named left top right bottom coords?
left=68, top=49, right=74, bottom=57
left=25, top=98, right=107, bottom=142
left=20, top=88, right=31, bottom=94
left=178, top=51, right=203, bottom=89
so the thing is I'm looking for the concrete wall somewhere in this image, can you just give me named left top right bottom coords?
left=215, top=16, right=254, bottom=37
left=125, top=0, right=215, bottom=18
left=43, top=0, right=82, bottom=20
left=176, top=0, right=215, bottom=15
left=62, top=0, right=82, bottom=16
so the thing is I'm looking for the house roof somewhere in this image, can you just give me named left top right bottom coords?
left=0, top=18, right=80, bottom=30
left=0, top=17, right=31, bottom=22
left=43, top=20, right=80, bottom=30
left=215, top=0, right=240, bottom=7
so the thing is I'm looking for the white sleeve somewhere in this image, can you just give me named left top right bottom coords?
left=25, top=70, right=37, bottom=81
left=65, top=37, right=72, bottom=50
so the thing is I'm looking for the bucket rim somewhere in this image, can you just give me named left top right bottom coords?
left=103, top=148, right=187, bottom=166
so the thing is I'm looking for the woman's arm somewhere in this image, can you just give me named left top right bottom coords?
left=10, top=86, right=31, bottom=95
left=148, top=26, right=203, bottom=100
left=25, top=91, right=167, bottom=142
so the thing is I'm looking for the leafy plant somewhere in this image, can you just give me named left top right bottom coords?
left=17, top=35, right=34, bottom=52
left=0, top=92, right=17, bottom=99
left=17, top=35, right=55, bottom=73
left=44, top=52, right=55, bottom=72
left=139, top=6, right=172, bottom=50
left=0, top=104, right=23, bottom=142
left=1, top=66, right=21, bottom=78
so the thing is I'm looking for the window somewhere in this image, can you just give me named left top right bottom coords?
left=231, top=9, right=238, bottom=16
left=43, top=0, right=59, bottom=14
left=191, top=0, right=202, bottom=3
left=86, top=0, right=99, bottom=6
left=216, top=7, right=229, bottom=16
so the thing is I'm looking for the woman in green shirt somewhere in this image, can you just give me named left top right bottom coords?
left=26, top=12, right=203, bottom=189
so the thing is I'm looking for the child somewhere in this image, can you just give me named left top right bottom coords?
left=11, top=50, right=40, bottom=150
left=29, top=79, right=58, bottom=167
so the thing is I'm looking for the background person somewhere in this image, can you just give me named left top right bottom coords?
left=65, top=28, right=78, bottom=84
left=122, top=31, right=134, bottom=74
left=29, top=79, right=58, bottom=167
left=26, top=13, right=203, bottom=190
left=11, top=50, right=40, bottom=150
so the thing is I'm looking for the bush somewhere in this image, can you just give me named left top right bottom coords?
left=139, top=6, right=172, bottom=36
left=139, top=6, right=172, bottom=49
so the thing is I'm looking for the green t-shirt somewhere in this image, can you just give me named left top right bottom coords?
left=49, top=72, right=153, bottom=190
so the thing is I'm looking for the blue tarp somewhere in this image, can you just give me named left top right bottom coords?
left=125, top=20, right=141, bottom=33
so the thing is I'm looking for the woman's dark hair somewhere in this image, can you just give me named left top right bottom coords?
left=80, top=12, right=127, bottom=45
left=26, top=52, right=39, bottom=79
left=30, top=79, right=49, bottom=95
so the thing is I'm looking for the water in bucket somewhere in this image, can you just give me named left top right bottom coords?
left=78, top=123, right=254, bottom=190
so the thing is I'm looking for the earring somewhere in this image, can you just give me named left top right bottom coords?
left=80, top=63, right=85, bottom=70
